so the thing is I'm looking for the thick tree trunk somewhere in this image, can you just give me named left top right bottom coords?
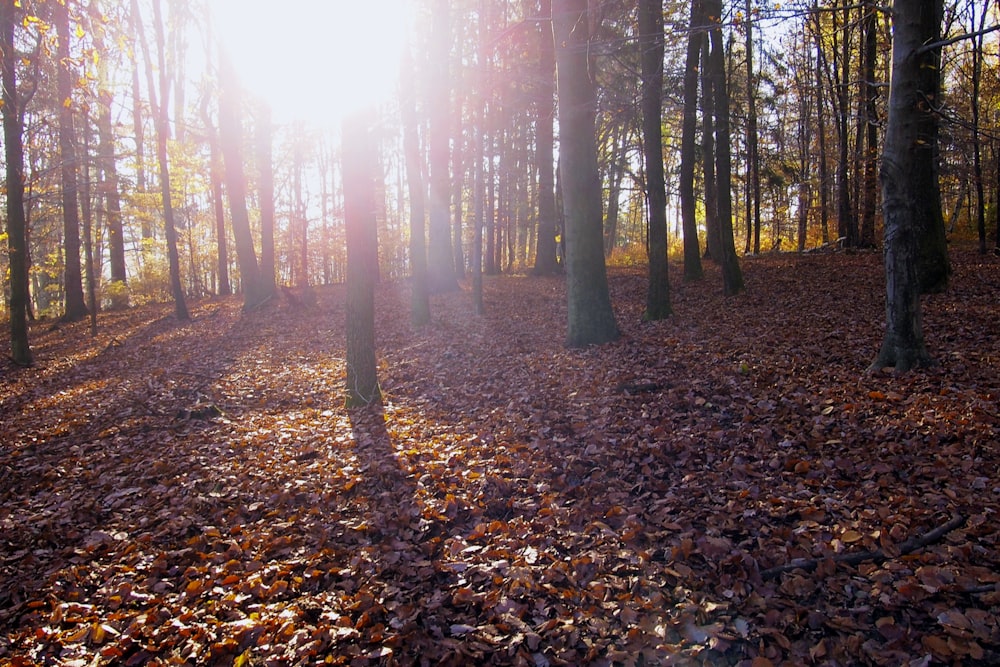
left=913, top=1, right=950, bottom=293
left=343, top=111, right=382, bottom=407
left=706, top=0, right=744, bottom=296
left=2, top=0, right=32, bottom=365
left=640, top=0, right=672, bottom=320
left=680, top=0, right=705, bottom=280
left=55, top=1, right=89, bottom=322
left=871, top=0, right=940, bottom=371
left=553, top=0, right=619, bottom=347
left=532, top=0, right=559, bottom=276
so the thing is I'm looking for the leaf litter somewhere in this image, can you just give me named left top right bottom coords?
left=1, top=247, right=998, bottom=665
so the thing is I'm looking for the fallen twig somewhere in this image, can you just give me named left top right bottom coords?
left=761, top=514, right=966, bottom=580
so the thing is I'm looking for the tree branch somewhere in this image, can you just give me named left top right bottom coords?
left=761, top=514, right=966, bottom=580
left=916, top=24, right=1000, bottom=55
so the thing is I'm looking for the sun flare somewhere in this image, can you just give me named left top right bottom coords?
left=211, top=1, right=413, bottom=127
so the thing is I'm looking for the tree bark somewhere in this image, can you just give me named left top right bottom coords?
left=553, top=0, right=619, bottom=346
left=913, top=1, right=950, bottom=293
left=700, top=37, right=719, bottom=262
left=218, top=50, right=264, bottom=310
left=148, top=0, right=188, bottom=320
left=871, top=0, right=940, bottom=372
left=343, top=111, right=382, bottom=407
left=744, top=0, right=761, bottom=255
left=256, top=102, right=277, bottom=296
left=427, top=0, right=459, bottom=293
left=640, top=0, right=672, bottom=319
left=532, top=0, right=559, bottom=276
left=706, top=0, right=744, bottom=296
left=55, top=0, right=89, bottom=322
left=400, top=49, right=431, bottom=325
left=2, top=0, right=32, bottom=365
left=680, top=0, right=705, bottom=280
left=858, top=2, right=880, bottom=248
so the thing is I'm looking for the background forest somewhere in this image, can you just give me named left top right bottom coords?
left=0, top=0, right=997, bottom=333
left=3, top=1, right=1000, bottom=665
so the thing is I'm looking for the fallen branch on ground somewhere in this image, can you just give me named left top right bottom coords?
left=760, top=514, right=966, bottom=580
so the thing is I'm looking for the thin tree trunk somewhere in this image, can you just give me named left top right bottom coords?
left=706, top=0, right=744, bottom=295
left=218, top=50, right=264, bottom=310
left=427, top=0, right=459, bottom=293
left=640, top=0, right=671, bottom=319
left=532, top=0, right=559, bottom=276
left=744, top=0, right=761, bottom=255
left=343, top=110, right=382, bottom=407
left=129, top=0, right=151, bottom=240
left=858, top=1, right=880, bottom=248
left=81, top=111, right=99, bottom=335
left=201, top=97, right=231, bottom=296
left=55, top=0, right=88, bottom=322
left=401, top=48, right=430, bottom=325
left=814, top=21, right=831, bottom=245
left=701, top=35, right=719, bottom=262
left=680, top=0, right=705, bottom=279
left=149, top=0, right=188, bottom=320
left=2, top=0, right=32, bottom=365
left=603, top=123, right=626, bottom=257
left=94, top=24, right=128, bottom=307
left=971, top=0, right=987, bottom=254
left=256, top=102, right=277, bottom=295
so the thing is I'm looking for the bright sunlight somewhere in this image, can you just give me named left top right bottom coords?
left=210, top=1, right=414, bottom=127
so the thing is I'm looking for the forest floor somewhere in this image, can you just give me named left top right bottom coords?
left=1, top=245, right=999, bottom=666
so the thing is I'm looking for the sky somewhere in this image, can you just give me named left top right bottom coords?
left=209, top=0, right=414, bottom=128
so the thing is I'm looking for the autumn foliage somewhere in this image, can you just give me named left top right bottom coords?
left=2, top=248, right=999, bottom=665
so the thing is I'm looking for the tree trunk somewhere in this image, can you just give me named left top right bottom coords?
left=2, top=0, right=32, bottom=365
left=129, top=0, right=151, bottom=240
left=400, top=49, right=431, bottom=325
left=553, top=0, right=619, bottom=347
left=603, top=123, right=626, bottom=256
left=343, top=110, right=382, bottom=407
left=55, top=0, right=89, bottom=322
left=149, top=0, right=188, bottom=321
left=680, top=0, right=705, bottom=280
left=700, top=37, right=719, bottom=262
left=744, top=0, right=761, bottom=255
left=201, top=99, right=231, bottom=296
left=871, top=0, right=941, bottom=372
left=813, top=22, right=831, bottom=245
left=640, top=0, right=672, bottom=320
left=706, top=0, right=744, bottom=296
left=970, top=0, right=987, bottom=254
left=80, top=112, right=99, bottom=335
left=914, top=1, right=950, bottom=293
left=427, top=0, right=459, bottom=293
left=218, top=50, right=264, bottom=310
left=532, top=0, right=559, bottom=276
left=95, top=31, right=128, bottom=307
left=858, top=2, right=880, bottom=248
left=256, top=102, right=278, bottom=296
